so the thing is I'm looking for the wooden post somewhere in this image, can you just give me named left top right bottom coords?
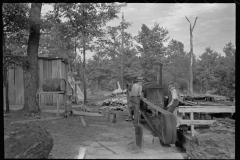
left=134, top=124, right=143, bottom=151
left=190, top=111, right=194, bottom=136
left=57, top=94, right=59, bottom=116
left=75, top=84, right=77, bottom=104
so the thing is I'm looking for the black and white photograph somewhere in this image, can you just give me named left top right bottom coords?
left=3, top=3, right=235, bottom=159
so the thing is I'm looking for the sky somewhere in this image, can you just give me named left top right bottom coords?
left=41, top=3, right=235, bottom=60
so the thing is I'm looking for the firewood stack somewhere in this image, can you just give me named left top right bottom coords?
left=95, top=97, right=127, bottom=107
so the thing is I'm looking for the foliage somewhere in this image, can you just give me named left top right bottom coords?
left=136, top=22, right=169, bottom=81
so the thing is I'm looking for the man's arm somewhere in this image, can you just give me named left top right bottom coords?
left=139, top=86, right=144, bottom=99
left=167, top=89, right=178, bottom=108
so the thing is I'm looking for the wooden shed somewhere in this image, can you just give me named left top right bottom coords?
left=6, top=57, right=70, bottom=105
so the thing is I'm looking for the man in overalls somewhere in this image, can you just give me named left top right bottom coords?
left=165, top=82, right=179, bottom=113
left=130, top=76, right=144, bottom=125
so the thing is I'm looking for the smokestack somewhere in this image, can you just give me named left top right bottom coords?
left=159, top=63, right=163, bottom=85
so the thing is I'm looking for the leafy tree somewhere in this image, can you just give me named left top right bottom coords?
left=2, top=3, right=30, bottom=113
left=163, top=39, right=189, bottom=92
left=50, top=3, right=125, bottom=105
left=213, top=42, right=235, bottom=97
left=136, top=22, right=169, bottom=82
left=195, top=47, right=221, bottom=93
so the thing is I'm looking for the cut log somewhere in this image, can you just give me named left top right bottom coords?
left=108, top=113, right=116, bottom=123
left=4, top=123, right=53, bottom=158
left=80, top=116, right=87, bottom=126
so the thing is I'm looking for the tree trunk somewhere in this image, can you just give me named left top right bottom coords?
left=4, top=123, right=53, bottom=158
left=23, top=3, right=42, bottom=113
left=120, top=12, right=124, bottom=90
left=189, top=29, right=193, bottom=95
left=186, top=16, right=197, bottom=96
left=2, top=13, right=10, bottom=113
left=83, top=36, right=87, bottom=106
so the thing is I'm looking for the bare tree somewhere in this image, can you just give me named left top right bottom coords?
left=121, top=12, right=124, bottom=89
left=185, top=16, right=198, bottom=95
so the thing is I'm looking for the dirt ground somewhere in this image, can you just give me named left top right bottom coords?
left=4, top=91, right=187, bottom=159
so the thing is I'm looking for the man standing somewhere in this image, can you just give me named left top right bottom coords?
left=165, top=82, right=179, bottom=113
left=130, top=76, right=144, bottom=125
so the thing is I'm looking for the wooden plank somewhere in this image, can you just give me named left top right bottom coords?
left=73, top=110, right=104, bottom=117
left=43, top=59, right=48, bottom=104
left=10, top=117, right=62, bottom=124
left=179, top=119, right=216, bottom=125
left=57, top=60, right=64, bottom=105
left=52, top=60, right=58, bottom=104
left=20, top=68, right=25, bottom=104
left=8, top=68, right=16, bottom=105
left=88, top=124, right=108, bottom=127
left=190, top=112, right=194, bottom=136
left=48, top=60, right=53, bottom=104
left=140, top=97, right=171, bottom=114
left=77, top=147, right=86, bottom=159
left=42, top=109, right=104, bottom=117
left=178, top=106, right=235, bottom=113
left=80, top=116, right=87, bottom=126
left=57, top=94, right=59, bottom=116
left=38, top=59, right=44, bottom=105
left=95, top=141, right=117, bottom=154
left=15, top=67, right=24, bottom=105
left=37, top=91, right=65, bottom=94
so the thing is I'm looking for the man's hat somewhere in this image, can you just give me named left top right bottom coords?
left=136, top=76, right=144, bottom=82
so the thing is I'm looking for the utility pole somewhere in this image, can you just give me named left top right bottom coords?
left=121, top=12, right=124, bottom=89
left=185, top=16, right=198, bottom=95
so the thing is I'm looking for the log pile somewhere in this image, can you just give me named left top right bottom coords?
left=185, top=118, right=235, bottom=159
left=95, top=97, right=127, bottom=107
left=4, top=123, right=53, bottom=159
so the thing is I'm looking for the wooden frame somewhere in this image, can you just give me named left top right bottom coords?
left=37, top=91, right=66, bottom=116
left=175, top=105, right=235, bottom=136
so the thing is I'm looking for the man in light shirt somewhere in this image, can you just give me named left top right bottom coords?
left=165, top=82, right=179, bottom=113
left=130, top=76, right=144, bottom=125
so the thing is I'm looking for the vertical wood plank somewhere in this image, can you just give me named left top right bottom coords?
left=8, top=68, right=16, bottom=105
left=190, top=112, right=194, bottom=136
left=38, top=59, right=44, bottom=105
left=62, top=61, right=66, bottom=105
left=52, top=60, right=58, bottom=104
left=15, top=67, right=24, bottom=105
left=43, top=59, right=49, bottom=104
left=48, top=60, right=53, bottom=104
left=57, top=60, right=63, bottom=104
left=19, top=67, right=24, bottom=104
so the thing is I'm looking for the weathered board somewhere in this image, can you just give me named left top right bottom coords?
left=6, top=57, right=68, bottom=105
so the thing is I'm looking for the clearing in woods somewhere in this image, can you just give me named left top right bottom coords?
left=4, top=91, right=187, bottom=159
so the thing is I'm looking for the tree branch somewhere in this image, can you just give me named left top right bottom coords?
left=185, top=16, right=190, bottom=23
left=192, top=17, right=198, bottom=31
